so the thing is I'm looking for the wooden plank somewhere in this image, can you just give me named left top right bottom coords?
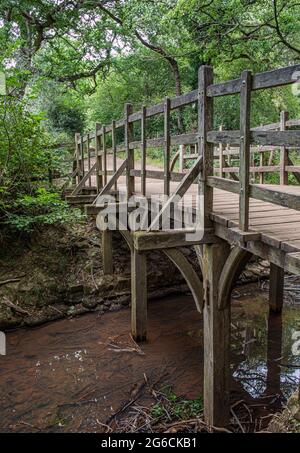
left=80, top=135, right=84, bottom=179
left=269, top=263, right=284, bottom=313
left=134, top=229, right=216, bottom=251
left=208, top=130, right=300, bottom=147
left=131, top=250, right=147, bottom=342
left=141, top=106, right=146, bottom=196
left=203, top=241, right=231, bottom=426
left=164, top=97, right=171, bottom=196
left=125, top=103, right=134, bottom=197
left=207, top=64, right=300, bottom=97
left=87, top=133, right=91, bottom=187
left=198, top=65, right=214, bottom=232
left=130, top=169, right=186, bottom=183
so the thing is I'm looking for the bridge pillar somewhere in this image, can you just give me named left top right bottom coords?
left=203, top=240, right=231, bottom=427
left=269, top=262, right=284, bottom=313
left=131, top=249, right=147, bottom=342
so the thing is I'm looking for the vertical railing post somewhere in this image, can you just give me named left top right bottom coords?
left=75, top=133, right=81, bottom=184
left=164, top=97, right=171, bottom=196
left=87, top=133, right=91, bottom=187
left=239, top=70, right=252, bottom=232
left=259, top=146, right=264, bottom=184
left=198, top=65, right=214, bottom=233
left=112, top=120, right=117, bottom=191
left=80, top=134, right=85, bottom=182
left=218, top=124, right=225, bottom=178
left=141, top=106, right=146, bottom=196
left=280, top=110, right=289, bottom=185
left=179, top=145, right=184, bottom=172
left=102, top=125, right=107, bottom=186
left=125, top=103, right=134, bottom=197
left=95, top=123, right=103, bottom=193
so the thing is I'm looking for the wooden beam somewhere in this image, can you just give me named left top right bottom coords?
left=141, top=106, right=146, bottom=196
left=95, top=123, right=103, bottom=192
left=112, top=120, right=117, bottom=191
left=198, top=65, right=214, bottom=232
left=131, top=250, right=147, bottom=342
left=269, top=263, right=284, bottom=313
left=164, top=97, right=171, bottom=196
left=203, top=240, right=231, bottom=426
left=125, top=103, right=134, bottom=197
left=239, top=70, right=252, bottom=231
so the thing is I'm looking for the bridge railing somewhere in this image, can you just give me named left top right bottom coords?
left=72, top=63, right=300, bottom=233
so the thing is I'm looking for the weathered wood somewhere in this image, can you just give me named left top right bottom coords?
left=125, top=103, right=134, bottom=197
left=95, top=123, right=103, bottom=192
left=208, top=130, right=300, bottom=147
left=102, top=125, right=107, bottom=185
left=71, top=162, right=97, bottom=196
left=93, top=159, right=127, bottom=203
left=131, top=249, right=147, bottom=342
left=203, top=240, right=231, bottom=426
left=164, top=97, right=171, bottom=196
left=148, top=156, right=203, bottom=230
left=239, top=70, right=252, bottom=231
left=198, top=65, right=214, bottom=232
left=130, top=168, right=185, bottom=182
left=207, top=63, right=300, bottom=97
left=163, top=248, right=204, bottom=312
left=218, top=125, right=225, bottom=178
left=80, top=135, right=85, bottom=180
left=75, top=132, right=81, bottom=184
left=134, top=228, right=217, bottom=251
left=112, top=120, right=117, bottom=191
left=280, top=111, right=289, bottom=185
left=141, top=106, right=146, bottom=196
left=87, top=133, right=91, bottom=187
left=269, top=263, right=284, bottom=313
left=102, top=230, right=113, bottom=275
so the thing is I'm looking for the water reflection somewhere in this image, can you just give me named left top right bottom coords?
left=232, top=302, right=300, bottom=405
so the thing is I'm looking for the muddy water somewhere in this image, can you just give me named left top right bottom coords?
left=0, top=283, right=299, bottom=432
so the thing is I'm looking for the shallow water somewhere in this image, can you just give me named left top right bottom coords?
left=0, top=282, right=299, bottom=432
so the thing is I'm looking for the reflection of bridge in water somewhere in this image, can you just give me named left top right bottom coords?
left=64, top=63, right=300, bottom=427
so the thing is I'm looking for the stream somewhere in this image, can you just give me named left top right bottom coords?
left=0, top=281, right=299, bottom=432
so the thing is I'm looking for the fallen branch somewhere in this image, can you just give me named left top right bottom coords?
left=0, top=297, right=32, bottom=316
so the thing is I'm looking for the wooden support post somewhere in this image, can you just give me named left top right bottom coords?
left=95, top=123, right=103, bottom=193
left=75, top=133, right=81, bottom=184
left=125, top=103, right=134, bottom=197
left=164, top=97, right=171, bottom=196
left=80, top=135, right=85, bottom=181
left=102, top=230, right=113, bottom=275
left=218, top=124, right=225, bottom=178
left=280, top=110, right=289, bottom=185
left=112, top=120, right=117, bottom=191
left=239, top=70, right=252, bottom=232
left=203, top=240, right=231, bottom=427
left=87, top=133, right=91, bottom=187
left=131, top=249, right=147, bottom=342
left=198, top=65, right=214, bottom=232
left=141, top=106, right=146, bottom=196
left=103, top=125, right=107, bottom=186
left=259, top=146, right=264, bottom=184
left=269, top=262, right=284, bottom=313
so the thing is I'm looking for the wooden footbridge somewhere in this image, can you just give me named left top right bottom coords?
left=65, top=64, right=300, bottom=427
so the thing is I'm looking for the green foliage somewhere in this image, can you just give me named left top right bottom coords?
left=4, top=188, right=83, bottom=232
left=151, top=386, right=203, bottom=421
